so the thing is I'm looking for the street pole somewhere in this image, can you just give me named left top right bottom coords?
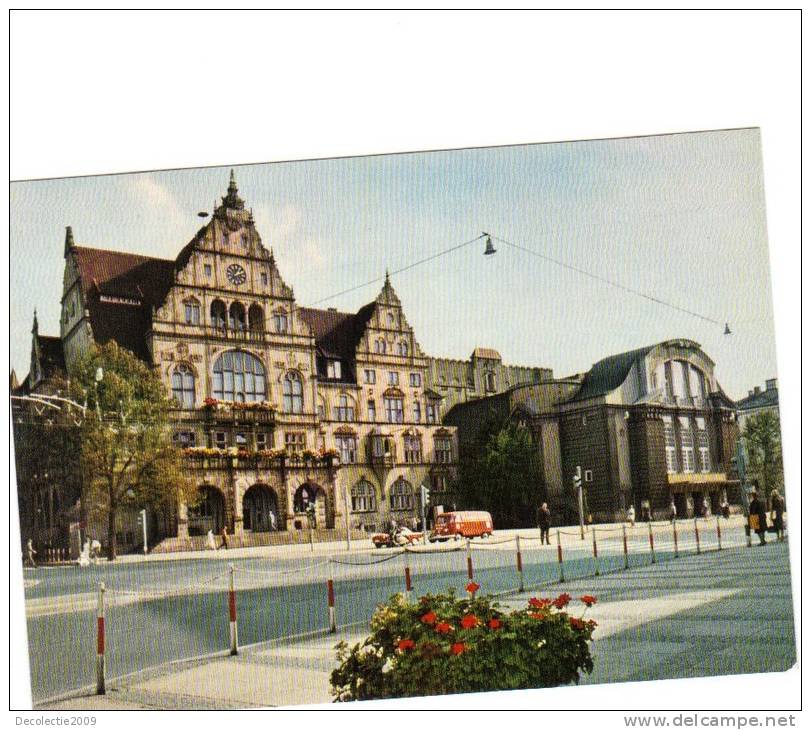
left=735, top=439, right=752, bottom=547
left=420, top=484, right=428, bottom=545
left=343, top=484, right=351, bottom=552
left=140, top=509, right=147, bottom=556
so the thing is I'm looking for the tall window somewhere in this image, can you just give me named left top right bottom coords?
left=434, top=436, right=453, bottom=464
left=664, top=361, right=674, bottom=401
left=248, top=304, right=264, bottom=332
left=327, top=360, right=342, bottom=380
left=212, top=351, right=266, bottom=402
left=336, top=435, right=357, bottom=464
left=485, top=372, right=496, bottom=392
left=272, top=312, right=288, bottom=333
left=335, top=394, right=355, bottom=422
left=388, top=371, right=399, bottom=386
left=229, top=302, right=246, bottom=332
left=390, top=479, right=414, bottom=510
left=173, top=430, right=196, bottom=447
left=413, top=401, right=422, bottom=423
left=409, top=373, right=421, bottom=388
left=374, top=338, right=386, bottom=354
left=283, top=371, right=304, bottom=413
left=398, top=341, right=409, bottom=356
left=662, top=416, right=677, bottom=474
left=367, top=399, right=376, bottom=421
left=184, top=299, right=201, bottom=325
left=211, top=299, right=227, bottom=331
left=678, top=416, right=695, bottom=473
left=172, top=364, right=196, bottom=408
left=364, top=369, right=376, bottom=384
left=285, top=432, right=305, bottom=454
left=696, top=417, right=711, bottom=473
left=426, top=404, right=437, bottom=424
left=404, top=434, right=422, bottom=463
left=385, top=397, right=404, bottom=424
left=351, top=480, right=376, bottom=513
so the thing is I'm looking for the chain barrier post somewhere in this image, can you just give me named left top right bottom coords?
left=96, top=581, right=106, bottom=695
left=228, top=564, right=238, bottom=655
left=515, top=535, right=524, bottom=593
left=648, top=521, right=656, bottom=564
left=716, top=515, right=722, bottom=551
left=672, top=519, right=679, bottom=558
left=591, top=527, right=600, bottom=576
left=694, top=517, right=701, bottom=555
left=466, top=539, right=474, bottom=581
left=404, top=553, right=412, bottom=601
left=556, top=530, right=565, bottom=583
left=622, top=523, right=629, bottom=570
left=327, top=564, right=337, bottom=633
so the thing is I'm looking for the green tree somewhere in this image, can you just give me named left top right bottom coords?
left=742, top=410, right=784, bottom=502
left=70, top=341, right=195, bottom=560
left=454, top=420, right=544, bottom=528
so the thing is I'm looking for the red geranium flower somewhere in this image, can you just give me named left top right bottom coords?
left=460, top=614, right=480, bottom=630
left=528, top=597, right=551, bottom=610
left=435, top=621, right=453, bottom=634
left=570, top=617, right=586, bottom=630
left=487, top=618, right=502, bottom=629
left=398, top=639, right=415, bottom=650
left=528, top=612, right=546, bottom=620
left=580, top=595, right=597, bottom=607
left=552, top=592, right=572, bottom=609
left=450, top=642, right=466, bottom=655
left=466, top=581, right=480, bottom=594
left=420, top=611, right=437, bottom=625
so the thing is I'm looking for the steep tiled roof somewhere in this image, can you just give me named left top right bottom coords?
left=737, top=386, right=779, bottom=412
left=472, top=347, right=501, bottom=360
left=572, top=345, right=654, bottom=401
left=71, top=246, right=176, bottom=361
left=299, top=304, right=375, bottom=359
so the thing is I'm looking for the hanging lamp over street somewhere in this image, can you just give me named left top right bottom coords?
left=483, top=233, right=496, bottom=256
left=724, top=322, right=732, bottom=335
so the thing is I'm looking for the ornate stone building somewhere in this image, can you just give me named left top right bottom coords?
left=14, top=173, right=472, bottom=550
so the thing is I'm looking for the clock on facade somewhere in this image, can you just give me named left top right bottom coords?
left=226, top=264, right=247, bottom=286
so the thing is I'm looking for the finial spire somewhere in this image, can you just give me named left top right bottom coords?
left=220, top=169, right=245, bottom=210
left=64, top=225, right=75, bottom=257
left=384, top=269, right=390, bottom=286
left=32, top=309, right=39, bottom=334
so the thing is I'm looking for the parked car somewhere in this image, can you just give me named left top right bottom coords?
left=429, top=511, right=493, bottom=542
left=371, top=526, right=423, bottom=548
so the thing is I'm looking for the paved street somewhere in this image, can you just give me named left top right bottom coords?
left=21, top=517, right=774, bottom=706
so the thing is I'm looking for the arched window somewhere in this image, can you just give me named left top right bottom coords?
left=211, top=299, right=226, bottom=331
left=374, top=338, right=386, bottom=354
left=248, top=304, right=264, bottom=333
left=272, top=310, right=288, bottom=333
left=399, top=341, right=408, bottom=357
left=283, top=371, right=304, bottom=414
left=172, top=364, right=196, bottom=408
left=212, top=351, right=266, bottom=402
left=485, top=371, right=496, bottom=392
left=229, top=302, right=246, bottom=332
left=335, top=394, right=354, bottom=422
left=390, top=478, right=414, bottom=511
left=183, top=298, right=201, bottom=325
left=351, top=480, right=376, bottom=513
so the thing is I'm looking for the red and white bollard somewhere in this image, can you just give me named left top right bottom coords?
left=648, top=522, right=656, bottom=564
left=694, top=518, right=701, bottom=555
left=673, top=520, right=679, bottom=558
left=404, top=556, right=412, bottom=600
left=228, top=564, right=238, bottom=655
left=466, top=539, right=474, bottom=581
left=716, top=516, right=723, bottom=551
left=622, top=523, right=629, bottom=570
left=96, top=581, right=106, bottom=695
left=592, top=528, right=600, bottom=576
left=515, top=535, right=524, bottom=593
left=327, top=571, right=336, bottom=634
left=556, top=530, right=565, bottom=583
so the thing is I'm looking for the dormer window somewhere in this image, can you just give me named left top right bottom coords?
left=485, top=372, right=496, bottom=392
left=327, top=360, right=342, bottom=380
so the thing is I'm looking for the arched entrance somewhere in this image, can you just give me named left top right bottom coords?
left=188, top=486, right=225, bottom=536
left=293, top=483, right=327, bottom=528
left=243, top=484, right=279, bottom=532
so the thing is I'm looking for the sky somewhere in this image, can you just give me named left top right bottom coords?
left=10, top=129, right=777, bottom=400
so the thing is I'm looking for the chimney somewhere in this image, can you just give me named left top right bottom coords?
left=766, top=378, right=777, bottom=391
left=753, top=386, right=761, bottom=395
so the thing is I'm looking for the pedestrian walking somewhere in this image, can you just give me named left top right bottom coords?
left=748, top=489, right=768, bottom=546
left=220, top=526, right=229, bottom=550
left=770, top=490, right=785, bottom=542
left=669, top=501, right=677, bottom=524
left=641, top=500, right=651, bottom=522
left=206, top=529, right=217, bottom=550
left=626, top=505, right=636, bottom=527
left=537, top=503, right=551, bottom=545
left=25, top=538, right=37, bottom=568
left=721, top=499, right=730, bottom=519
left=90, top=539, right=102, bottom=564
left=269, top=511, right=277, bottom=532
left=702, top=497, right=710, bottom=519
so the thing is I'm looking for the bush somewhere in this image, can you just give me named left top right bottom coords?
left=330, top=584, right=597, bottom=702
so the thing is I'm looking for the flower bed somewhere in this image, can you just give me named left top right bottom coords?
left=202, top=398, right=276, bottom=412
left=330, top=584, right=597, bottom=701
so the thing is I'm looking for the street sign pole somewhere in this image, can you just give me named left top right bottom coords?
left=420, top=485, right=429, bottom=545
left=344, top=484, right=351, bottom=552
left=574, top=466, right=584, bottom=540
left=140, top=509, right=147, bottom=556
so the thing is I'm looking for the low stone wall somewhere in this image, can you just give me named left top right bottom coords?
left=150, top=528, right=369, bottom=554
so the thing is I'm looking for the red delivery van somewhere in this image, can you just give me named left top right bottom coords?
left=429, top=511, right=493, bottom=542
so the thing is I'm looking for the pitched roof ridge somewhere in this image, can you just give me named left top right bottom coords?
left=73, top=244, right=174, bottom=264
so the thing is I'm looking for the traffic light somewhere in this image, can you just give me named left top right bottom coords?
left=420, top=485, right=430, bottom=506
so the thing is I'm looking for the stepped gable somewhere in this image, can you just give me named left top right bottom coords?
left=299, top=303, right=376, bottom=381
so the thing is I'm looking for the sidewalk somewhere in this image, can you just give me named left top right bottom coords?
left=35, top=539, right=793, bottom=710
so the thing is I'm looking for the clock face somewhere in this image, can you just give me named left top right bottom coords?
left=226, top=264, right=247, bottom=286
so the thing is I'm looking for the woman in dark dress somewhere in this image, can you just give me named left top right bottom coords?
left=770, top=490, right=785, bottom=542
left=749, top=490, right=767, bottom=545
